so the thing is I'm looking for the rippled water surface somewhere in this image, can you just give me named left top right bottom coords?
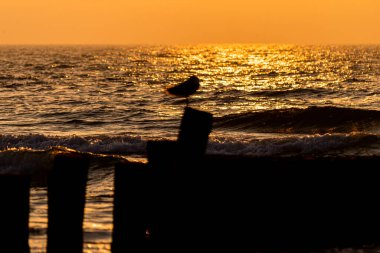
left=1, top=45, right=380, bottom=252
left=1, top=45, right=379, bottom=137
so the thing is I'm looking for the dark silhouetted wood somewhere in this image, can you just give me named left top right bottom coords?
left=198, top=155, right=380, bottom=252
left=146, top=107, right=212, bottom=251
left=121, top=106, right=380, bottom=251
left=146, top=141, right=180, bottom=251
left=178, top=107, right=212, bottom=160
left=112, top=161, right=151, bottom=253
left=147, top=139, right=380, bottom=250
left=146, top=141, right=179, bottom=168
left=47, top=154, right=89, bottom=253
left=0, top=175, right=30, bottom=253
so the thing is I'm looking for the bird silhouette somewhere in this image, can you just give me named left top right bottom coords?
left=166, top=75, right=200, bottom=106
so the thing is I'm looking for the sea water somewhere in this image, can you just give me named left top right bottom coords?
left=1, top=44, right=380, bottom=252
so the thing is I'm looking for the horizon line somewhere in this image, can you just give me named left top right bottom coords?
left=1, top=42, right=380, bottom=47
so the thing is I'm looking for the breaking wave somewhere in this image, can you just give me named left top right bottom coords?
left=214, top=106, right=380, bottom=134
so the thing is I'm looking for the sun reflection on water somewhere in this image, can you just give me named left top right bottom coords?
left=2, top=44, right=380, bottom=253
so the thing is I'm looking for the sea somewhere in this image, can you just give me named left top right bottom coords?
left=1, top=44, right=380, bottom=252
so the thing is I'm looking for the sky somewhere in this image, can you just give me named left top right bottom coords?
left=0, top=0, right=379, bottom=45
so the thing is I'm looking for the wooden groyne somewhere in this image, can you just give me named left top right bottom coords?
left=2, top=107, right=380, bottom=252
left=47, top=154, right=89, bottom=253
left=0, top=175, right=30, bottom=253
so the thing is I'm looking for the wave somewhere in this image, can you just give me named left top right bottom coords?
left=207, top=134, right=380, bottom=157
left=251, top=71, right=280, bottom=78
left=344, top=78, right=370, bottom=83
left=214, top=106, right=380, bottom=134
left=0, top=146, right=124, bottom=175
left=64, top=119, right=108, bottom=126
left=0, top=134, right=146, bottom=174
left=1, top=131, right=380, bottom=158
left=0, top=75, right=12, bottom=80
left=253, top=88, right=327, bottom=97
left=0, top=148, right=56, bottom=175
left=1, top=132, right=380, bottom=174
left=212, top=88, right=329, bottom=102
left=0, top=134, right=147, bottom=155
left=50, top=64, right=75, bottom=69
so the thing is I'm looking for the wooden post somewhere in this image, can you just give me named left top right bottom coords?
left=178, top=107, right=213, bottom=160
left=146, top=107, right=213, bottom=251
left=145, top=141, right=178, bottom=251
left=112, top=161, right=150, bottom=253
left=147, top=107, right=212, bottom=168
left=47, top=154, right=89, bottom=253
left=0, top=175, right=30, bottom=253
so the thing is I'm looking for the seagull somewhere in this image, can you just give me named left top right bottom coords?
left=166, top=75, right=200, bottom=106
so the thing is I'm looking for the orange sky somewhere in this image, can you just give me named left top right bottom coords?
left=0, top=0, right=379, bottom=45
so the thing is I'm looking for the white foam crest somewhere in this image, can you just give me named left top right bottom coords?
left=0, top=134, right=148, bottom=155
left=2, top=133, right=380, bottom=163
